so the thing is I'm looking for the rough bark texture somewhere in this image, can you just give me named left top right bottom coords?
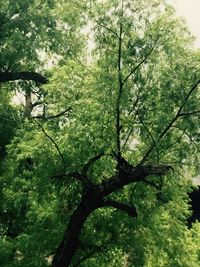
left=0, top=71, right=48, bottom=84
left=52, top=163, right=171, bottom=267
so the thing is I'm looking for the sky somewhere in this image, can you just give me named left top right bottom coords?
left=168, top=0, right=200, bottom=48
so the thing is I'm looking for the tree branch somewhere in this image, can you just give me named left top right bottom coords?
left=179, top=110, right=200, bottom=117
left=33, top=119, right=65, bottom=167
left=95, top=20, right=120, bottom=39
left=0, top=71, right=48, bottom=84
left=122, top=36, right=160, bottom=86
left=74, top=238, right=113, bottom=267
left=138, top=116, right=160, bottom=163
left=99, top=199, right=137, bottom=218
left=116, top=18, right=123, bottom=158
left=140, top=79, right=200, bottom=164
left=82, top=152, right=105, bottom=177
left=52, top=161, right=172, bottom=267
left=32, top=107, right=72, bottom=120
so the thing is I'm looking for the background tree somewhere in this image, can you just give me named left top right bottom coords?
left=0, top=0, right=200, bottom=267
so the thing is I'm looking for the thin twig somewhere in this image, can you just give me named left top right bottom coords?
left=122, top=36, right=160, bottom=85
left=140, top=79, right=200, bottom=164
left=33, top=118, right=65, bottom=167
left=95, top=20, right=120, bottom=39
left=116, top=6, right=123, bottom=157
left=138, top=116, right=160, bottom=164
left=179, top=110, right=200, bottom=117
left=32, top=107, right=72, bottom=120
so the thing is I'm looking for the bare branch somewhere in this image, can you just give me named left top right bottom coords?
left=50, top=171, right=92, bottom=186
left=173, top=126, right=200, bottom=152
left=74, top=238, right=113, bottom=267
left=177, top=79, right=200, bottom=114
left=73, top=250, right=97, bottom=267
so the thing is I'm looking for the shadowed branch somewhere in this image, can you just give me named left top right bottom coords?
left=0, top=71, right=48, bottom=84
left=99, top=199, right=137, bottom=218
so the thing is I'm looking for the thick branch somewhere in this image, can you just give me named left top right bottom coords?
left=0, top=72, right=48, bottom=84
left=94, top=163, right=172, bottom=198
left=100, top=200, right=137, bottom=218
left=82, top=152, right=105, bottom=177
left=52, top=162, right=171, bottom=267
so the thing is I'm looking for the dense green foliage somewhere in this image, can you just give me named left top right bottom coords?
left=0, top=0, right=200, bottom=266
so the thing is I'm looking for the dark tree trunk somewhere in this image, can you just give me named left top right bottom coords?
left=52, top=194, right=100, bottom=267
left=188, top=186, right=200, bottom=228
left=52, top=164, right=171, bottom=267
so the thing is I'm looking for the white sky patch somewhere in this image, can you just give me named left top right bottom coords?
left=168, top=0, right=200, bottom=48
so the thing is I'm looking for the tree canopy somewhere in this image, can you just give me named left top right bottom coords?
left=0, top=0, right=200, bottom=267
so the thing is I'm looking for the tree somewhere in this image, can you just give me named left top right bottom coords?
left=1, top=0, right=200, bottom=267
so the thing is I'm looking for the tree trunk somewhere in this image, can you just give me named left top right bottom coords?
left=24, top=90, right=33, bottom=118
left=52, top=194, right=100, bottom=267
left=52, top=164, right=171, bottom=267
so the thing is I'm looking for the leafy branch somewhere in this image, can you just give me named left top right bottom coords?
left=122, top=36, right=160, bottom=85
left=140, top=79, right=200, bottom=164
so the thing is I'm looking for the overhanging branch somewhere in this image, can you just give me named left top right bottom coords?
left=0, top=71, right=48, bottom=84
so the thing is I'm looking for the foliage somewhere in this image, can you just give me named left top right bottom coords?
left=0, top=0, right=200, bottom=266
